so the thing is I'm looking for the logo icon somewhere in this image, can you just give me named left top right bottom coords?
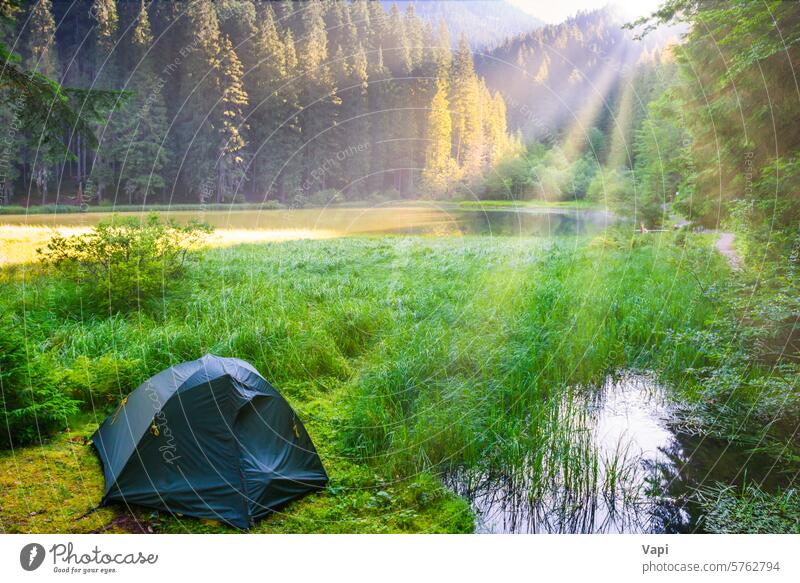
left=20, top=543, right=46, bottom=571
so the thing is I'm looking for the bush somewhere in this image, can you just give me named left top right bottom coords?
left=308, top=189, right=343, bottom=207
left=38, top=214, right=212, bottom=312
left=59, top=355, right=142, bottom=411
left=0, top=317, right=79, bottom=449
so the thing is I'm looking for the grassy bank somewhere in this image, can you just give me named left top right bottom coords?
left=1, top=231, right=797, bottom=533
left=0, top=203, right=278, bottom=215
left=0, top=198, right=602, bottom=217
left=451, top=199, right=603, bottom=210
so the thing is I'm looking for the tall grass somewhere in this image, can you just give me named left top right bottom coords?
left=1, top=231, right=734, bottom=530
left=342, top=236, right=727, bottom=475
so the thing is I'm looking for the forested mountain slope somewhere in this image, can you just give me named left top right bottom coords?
left=381, top=1, right=543, bottom=49
left=476, top=8, right=681, bottom=138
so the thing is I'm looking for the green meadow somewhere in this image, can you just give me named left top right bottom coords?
left=3, top=228, right=795, bottom=533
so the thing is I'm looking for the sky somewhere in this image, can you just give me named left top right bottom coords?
left=508, top=0, right=663, bottom=24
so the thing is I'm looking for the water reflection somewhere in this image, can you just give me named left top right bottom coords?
left=447, top=374, right=792, bottom=533
left=0, top=205, right=615, bottom=238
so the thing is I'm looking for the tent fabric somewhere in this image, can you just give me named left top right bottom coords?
left=91, top=355, right=328, bottom=528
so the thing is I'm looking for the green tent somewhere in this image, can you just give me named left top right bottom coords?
left=92, top=355, right=327, bottom=528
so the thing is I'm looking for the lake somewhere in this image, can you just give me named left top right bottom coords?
left=0, top=204, right=616, bottom=237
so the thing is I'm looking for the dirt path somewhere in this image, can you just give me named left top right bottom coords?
left=672, top=213, right=742, bottom=269
left=714, top=231, right=742, bottom=270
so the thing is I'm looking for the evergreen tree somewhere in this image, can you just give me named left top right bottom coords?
left=384, top=3, right=411, bottom=76
left=368, top=46, right=391, bottom=192
left=0, top=1, right=21, bottom=204
left=18, top=0, right=58, bottom=203
left=450, top=34, right=483, bottom=178
left=350, top=0, right=371, bottom=42
left=422, top=78, right=454, bottom=194
left=19, top=0, right=57, bottom=77
left=434, top=20, right=452, bottom=77
left=296, top=0, right=338, bottom=193
left=90, top=0, right=118, bottom=81
left=366, top=0, right=387, bottom=69
left=216, top=34, right=249, bottom=202
left=277, top=28, right=302, bottom=199
left=87, top=0, right=119, bottom=202
left=117, top=0, right=170, bottom=204
left=174, top=0, right=226, bottom=201
left=343, top=43, right=371, bottom=195
left=247, top=4, right=287, bottom=199
left=403, top=4, right=424, bottom=70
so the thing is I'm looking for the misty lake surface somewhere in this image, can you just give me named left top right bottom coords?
left=446, top=373, right=794, bottom=534
left=0, top=204, right=615, bottom=238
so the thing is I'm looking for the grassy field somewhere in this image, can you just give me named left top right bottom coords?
left=1, top=229, right=796, bottom=533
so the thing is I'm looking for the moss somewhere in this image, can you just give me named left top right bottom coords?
left=0, top=420, right=114, bottom=533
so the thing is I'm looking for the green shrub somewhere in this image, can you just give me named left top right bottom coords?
left=38, top=214, right=212, bottom=312
left=0, top=317, right=79, bottom=448
left=58, top=355, right=142, bottom=411
left=308, top=189, right=343, bottom=207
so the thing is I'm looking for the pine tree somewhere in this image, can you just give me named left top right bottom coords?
left=383, top=4, right=414, bottom=192
left=0, top=1, right=21, bottom=204
left=343, top=43, right=371, bottom=196
left=333, top=6, right=371, bottom=196
left=403, top=4, right=424, bottom=71
left=91, top=0, right=118, bottom=81
left=277, top=28, right=302, bottom=199
left=215, top=35, right=249, bottom=203
left=384, top=3, right=411, bottom=76
left=450, top=34, right=483, bottom=178
left=87, top=0, right=119, bottom=203
left=366, top=0, right=387, bottom=70
left=216, top=0, right=257, bottom=49
left=434, top=20, right=452, bottom=78
left=296, top=0, right=338, bottom=194
left=175, top=0, right=226, bottom=201
left=368, top=46, right=391, bottom=193
left=485, top=91, right=510, bottom=167
left=0, top=0, right=517, bottom=205
left=117, top=0, right=170, bottom=204
left=350, top=0, right=371, bottom=42
left=422, top=79, right=454, bottom=194
left=19, top=0, right=58, bottom=77
left=273, top=0, right=298, bottom=30
left=19, top=0, right=58, bottom=203
left=0, top=89, right=21, bottom=204
left=247, top=5, right=286, bottom=199
left=323, top=0, right=346, bottom=54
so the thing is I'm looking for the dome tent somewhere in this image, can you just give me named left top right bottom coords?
left=91, top=355, right=327, bottom=528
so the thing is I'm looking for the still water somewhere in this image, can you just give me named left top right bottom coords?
left=446, top=374, right=793, bottom=533
left=0, top=205, right=615, bottom=237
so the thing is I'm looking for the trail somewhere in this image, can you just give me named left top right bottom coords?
left=672, top=212, right=741, bottom=269
left=669, top=212, right=742, bottom=269
left=714, top=231, right=742, bottom=270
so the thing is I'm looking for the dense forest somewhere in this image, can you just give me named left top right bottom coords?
left=0, top=0, right=518, bottom=206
